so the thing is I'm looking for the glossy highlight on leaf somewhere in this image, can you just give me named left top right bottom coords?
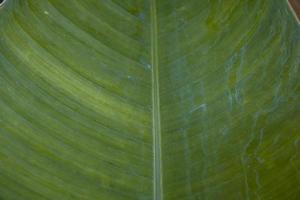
left=0, top=0, right=300, bottom=200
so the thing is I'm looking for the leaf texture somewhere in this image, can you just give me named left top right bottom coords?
left=0, top=0, right=300, bottom=199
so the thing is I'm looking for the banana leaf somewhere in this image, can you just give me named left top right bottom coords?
left=0, top=0, right=300, bottom=199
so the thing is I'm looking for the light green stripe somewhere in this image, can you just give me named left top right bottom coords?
left=150, top=0, right=163, bottom=199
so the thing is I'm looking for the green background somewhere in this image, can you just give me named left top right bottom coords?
left=0, top=0, right=300, bottom=199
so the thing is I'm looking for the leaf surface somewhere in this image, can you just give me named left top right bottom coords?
left=0, top=0, right=300, bottom=199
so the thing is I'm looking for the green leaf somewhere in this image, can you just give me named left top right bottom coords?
left=0, top=0, right=300, bottom=199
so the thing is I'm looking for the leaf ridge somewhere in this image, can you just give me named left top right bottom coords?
left=150, top=0, right=163, bottom=199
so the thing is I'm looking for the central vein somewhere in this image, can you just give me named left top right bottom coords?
left=150, top=0, right=163, bottom=199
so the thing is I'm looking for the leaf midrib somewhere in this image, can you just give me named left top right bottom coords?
left=150, top=0, right=163, bottom=199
